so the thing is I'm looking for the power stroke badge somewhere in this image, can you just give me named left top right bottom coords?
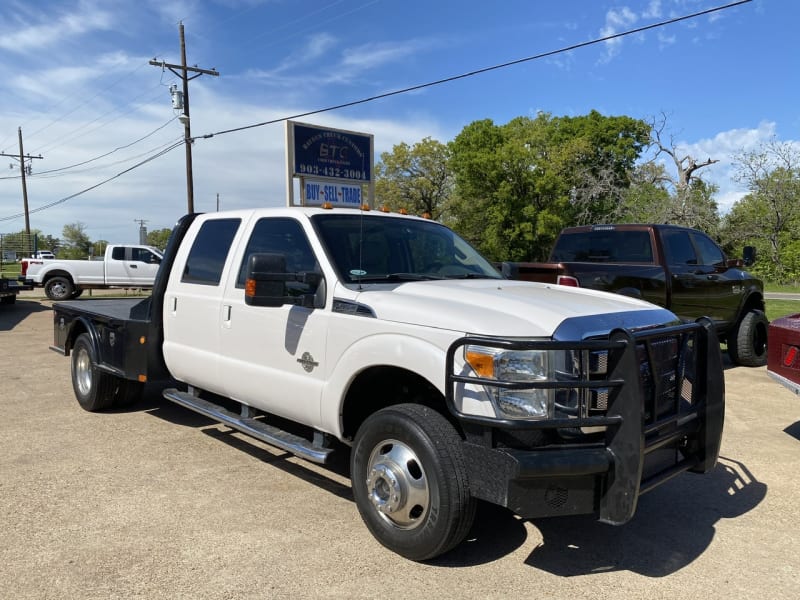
left=297, top=352, right=319, bottom=373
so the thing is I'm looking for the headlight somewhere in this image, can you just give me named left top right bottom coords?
left=464, top=345, right=553, bottom=419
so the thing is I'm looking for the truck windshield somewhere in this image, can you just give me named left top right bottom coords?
left=311, top=213, right=502, bottom=284
left=551, top=230, right=654, bottom=263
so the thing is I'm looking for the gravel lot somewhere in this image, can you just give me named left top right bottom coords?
left=1, top=294, right=799, bottom=599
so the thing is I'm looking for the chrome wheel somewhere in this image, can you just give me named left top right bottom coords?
left=351, top=404, right=476, bottom=560
left=365, top=439, right=429, bottom=529
left=74, top=345, right=93, bottom=397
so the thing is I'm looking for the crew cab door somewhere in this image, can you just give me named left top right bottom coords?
left=106, top=246, right=163, bottom=286
left=218, top=216, right=327, bottom=426
left=162, top=218, right=243, bottom=395
left=661, top=228, right=738, bottom=324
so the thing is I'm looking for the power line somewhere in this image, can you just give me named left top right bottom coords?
left=0, top=117, right=179, bottom=180
left=0, top=0, right=750, bottom=223
left=0, top=140, right=184, bottom=222
left=30, top=137, right=184, bottom=179
left=195, top=0, right=752, bottom=142
left=32, top=83, right=176, bottom=155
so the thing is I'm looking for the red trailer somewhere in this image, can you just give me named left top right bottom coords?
left=767, top=313, right=800, bottom=395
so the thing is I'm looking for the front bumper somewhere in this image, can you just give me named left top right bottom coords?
left=446, top=318, right=725, bottom=523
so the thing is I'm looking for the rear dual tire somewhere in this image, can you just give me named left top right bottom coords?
left=71, top=333, right=143, bottom=411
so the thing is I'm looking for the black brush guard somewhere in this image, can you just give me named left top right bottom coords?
left=445, top=318, right=724, bottom=524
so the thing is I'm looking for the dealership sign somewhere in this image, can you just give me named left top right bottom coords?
left=303, top=180, right=363, bottom=207
left=286, top=121, right=374, bottom=207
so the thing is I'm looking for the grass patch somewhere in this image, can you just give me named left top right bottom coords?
left=764, top=282, right=800, bottom=293
left=1, top=263, right=22, bottom=278
left=767, top=299, right=800, bottom=322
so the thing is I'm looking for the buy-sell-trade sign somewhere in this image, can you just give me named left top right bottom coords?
left=285, top=120, right=374, bottom=207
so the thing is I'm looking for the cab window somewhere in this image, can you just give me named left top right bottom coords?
left=182, top=218, right=241, bottom=285
left=661, top=230, right=698, bottom=266
left=691, top=233, right=725, bottom=266
left=236, top=218, right=320, bottom=297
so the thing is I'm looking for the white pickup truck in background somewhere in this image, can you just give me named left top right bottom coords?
left=21, top=244, right=163, bottom=300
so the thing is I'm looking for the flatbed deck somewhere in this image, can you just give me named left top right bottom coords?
left=54, top=298, right=150, bottom=323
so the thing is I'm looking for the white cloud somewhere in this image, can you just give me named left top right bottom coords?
left=341, top=41, right=422, bottom=71
left=599, top=7, right=639, bottom=62
left=677, top=121, right=779, bottom=213
left=597, top=0, right=735, bottom=63
left=244, top=36, right=434, bottom=88
left=0, top=1, right=113, bottom=52
left=657, top=31, right=676, bottom=47
left=643, top=0, right=663, bottom=19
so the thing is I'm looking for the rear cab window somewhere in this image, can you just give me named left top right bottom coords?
left=181, top=218, right=241, bottom=285
left=551, top=230, right=654, bottom=263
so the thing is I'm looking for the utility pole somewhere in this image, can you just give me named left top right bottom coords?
left=149, top=22, right=219, bottom=214
left=0, top=127, right=43, bottom=255
left=134, top=219, right=148, bottom=245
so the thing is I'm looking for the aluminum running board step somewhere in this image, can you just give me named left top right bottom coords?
left=163, top=388, right=334, bottom=464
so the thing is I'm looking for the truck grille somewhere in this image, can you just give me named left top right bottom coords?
left=636, top=334, right=694, bottom=423
left=561, top=329, right=696, bottom=425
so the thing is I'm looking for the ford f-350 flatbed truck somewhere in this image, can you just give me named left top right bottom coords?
left=51, top=207, right=724, bottom=561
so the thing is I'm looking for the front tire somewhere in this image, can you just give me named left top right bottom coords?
left=45, top=276, right=74, bottom=301
left=728, top=309, right=769, bottom=367
left=350, top=404, right=476, bottom=561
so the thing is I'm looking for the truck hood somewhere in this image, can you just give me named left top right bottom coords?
left=350, top=279, right=676, bottom=339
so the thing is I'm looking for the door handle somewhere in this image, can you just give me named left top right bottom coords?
left=130, top=264, right=138, bottom=269
left=706, top=274, right=719, bottom=280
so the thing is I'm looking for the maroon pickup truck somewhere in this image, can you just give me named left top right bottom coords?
left=768, top=314, right=800, bottom=394
left=502, top=223, right=767, bottom=367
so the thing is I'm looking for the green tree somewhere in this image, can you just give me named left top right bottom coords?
left=723, top=139, right=800, bottom=282
left=375, top=137, right=452, bottom=220
left=550, top=110, right=651, bottom=225
left=91, top=240, right=108, bottom=259
left=61, top=222, right=92, bottom=259
left=448, top=111, right=651, bottom=261
left=146, top=228, right=173, bottom=250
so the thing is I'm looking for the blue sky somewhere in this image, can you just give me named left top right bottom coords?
left=0, top=0, right=793, bottom=243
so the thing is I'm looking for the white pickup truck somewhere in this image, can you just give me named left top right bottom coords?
left=50, top=207, right=724, bottom=560
left=21, top=244, right=162, bottom=300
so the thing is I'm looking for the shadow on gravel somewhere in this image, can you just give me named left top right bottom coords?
left=0, top=298, right=51, bottom=331
left=139, top=386, right=354, bottom=501
left=522, top=456, right=766, bottom=577
left=132, top=384, right=765, bottom=570
left=784, top=421, right=800, bottom=442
